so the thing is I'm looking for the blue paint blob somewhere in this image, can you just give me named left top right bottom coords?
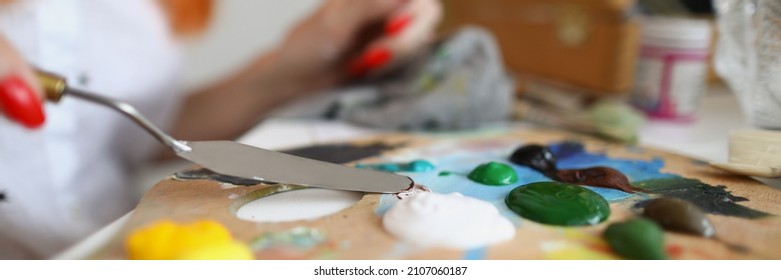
left=463, top=247, right=488, bottom=260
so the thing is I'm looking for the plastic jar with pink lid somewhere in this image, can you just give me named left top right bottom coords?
left=631, top=17, right=713, bottom=121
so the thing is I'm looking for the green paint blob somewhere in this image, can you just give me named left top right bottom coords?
left=438, top=171, right=454, bottom=177
left=603, top=218, right=668, bottom=260
left=505, top=182, right=610, bottom=226
left=467, top=161, right=518, bottom=186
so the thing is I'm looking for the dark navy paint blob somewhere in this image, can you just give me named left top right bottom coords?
left=548, top=141, right=585, bottom=160
left=509, top=144, right=558, bottom=177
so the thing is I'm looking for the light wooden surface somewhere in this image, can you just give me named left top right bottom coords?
left=89, top=128, right=781, bottom=259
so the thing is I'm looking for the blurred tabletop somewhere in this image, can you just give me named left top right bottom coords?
left=54, top=83, right=778, bottom=260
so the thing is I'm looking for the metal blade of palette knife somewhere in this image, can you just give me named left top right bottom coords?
left=176, top=141, right=414, bottom=193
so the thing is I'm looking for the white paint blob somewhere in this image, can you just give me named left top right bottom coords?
left=382, top=192, right=515, bottom=250
left=236, top=188, right=364, bottom=222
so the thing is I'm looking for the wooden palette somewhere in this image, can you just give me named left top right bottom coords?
left=91, top=128, right=781, bottom=259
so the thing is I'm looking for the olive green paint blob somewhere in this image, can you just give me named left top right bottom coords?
left=643, top=198, right=715, bottom=238
left=467, top=162, right=518, bottom=186
left=505, top=182, right=610, bottom=226
left=604, top=218, right=668, bottom=260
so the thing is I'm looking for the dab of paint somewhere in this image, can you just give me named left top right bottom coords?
left=467, top=161, right=518, bottom=186
left=509, top=144, right=558, bottom=177
left=383, top=192, right=515, bottom=249
left=250, top=227, right=326, bottom=251
left=634, top=178, right=770, bottom=219
left=438, top=171, right=454, bottom=176
left=542, top=242, right=618, bottom=260
left=396, top=184, right=431, bottom=200
left=505, top=182, right=610, bottom=226
left=356, top=159, right=435, bottom=173
left=555, top=166, right=649, bottom=194
left=0, top=191, right=6, bottom=202
left=642, top=198, right=715, bottom=237
left=407, top=160, right=436, bottom=172
left=603, top=218, right=668, bottom=260
left=125, top=220, right=253, bottom=260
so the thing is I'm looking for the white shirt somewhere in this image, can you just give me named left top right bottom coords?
left=0, top=0, right=183, bottom=259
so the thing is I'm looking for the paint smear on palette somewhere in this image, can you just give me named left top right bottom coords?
left=550, top=142, right=770, bottom=219
left=250, top=227, right=327, bottom=251
left=373, top=140, right=769, bottom=229
left=250, top=227, right=338, bottom=259
left=373, top=142, right=638, bottom=224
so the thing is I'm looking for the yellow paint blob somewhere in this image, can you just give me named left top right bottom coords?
left=543, top=242, right=617, bottom=260
left=125, top=219, right=252, bottom=260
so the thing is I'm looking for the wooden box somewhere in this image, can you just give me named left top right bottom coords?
left=440, top=0, right=640, bottom=95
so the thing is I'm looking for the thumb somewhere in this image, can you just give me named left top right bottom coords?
left=0, top=37, right=46, bottom=129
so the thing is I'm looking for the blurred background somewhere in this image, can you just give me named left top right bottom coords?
left=133, top=0, right=777, bottom=191
left=185, top=0, right=725, bottom=126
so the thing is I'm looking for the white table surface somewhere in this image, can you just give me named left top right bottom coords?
left=54, top=84, right=778, bottom=259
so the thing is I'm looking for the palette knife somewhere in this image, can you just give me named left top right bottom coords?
left=35, top=70, right=414, bottom=193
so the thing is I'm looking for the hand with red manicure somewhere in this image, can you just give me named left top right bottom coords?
left=0, top=36, right=45, bottom=129
left=265, top=0, right=442, bottom=94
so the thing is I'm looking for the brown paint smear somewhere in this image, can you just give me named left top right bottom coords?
left=555, top=166, right=649, bottom=194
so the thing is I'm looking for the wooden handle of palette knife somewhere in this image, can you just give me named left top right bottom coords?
left=34, top=70, right=67, bottom=103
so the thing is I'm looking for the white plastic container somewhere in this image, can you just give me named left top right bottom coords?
left=631, top=17, right=713, bottom=121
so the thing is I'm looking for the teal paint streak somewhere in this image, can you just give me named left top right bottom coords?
left=355, top=159, right=435, bottom=173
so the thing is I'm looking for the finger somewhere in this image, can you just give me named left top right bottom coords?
left=347, top=0, right=442, bottom=76
left=0, top=37, right=46, bottom=128
left=383, top=0, right=442, bottom=55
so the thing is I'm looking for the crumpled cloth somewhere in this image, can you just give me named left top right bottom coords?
left=328, top=26, right=515, bottom=131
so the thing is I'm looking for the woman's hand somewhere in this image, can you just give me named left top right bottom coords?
left=0, top=36, right=45, bottom=128
left=268, top=0, right=443, bottom=92
left=171, top=0, right=442, bottom=142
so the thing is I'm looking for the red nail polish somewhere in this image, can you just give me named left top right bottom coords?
left=0, top=75, right=45, bottom=128
left=385, top=13, right=412, bottom=36
left=348, top=47, right=393, bottom=76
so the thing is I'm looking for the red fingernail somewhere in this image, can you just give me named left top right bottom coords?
left=0, top=75, right=45, bottom=128
left=348, top=47, right=393, bottom=77
left=385, top=13, right=412, bottom=36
